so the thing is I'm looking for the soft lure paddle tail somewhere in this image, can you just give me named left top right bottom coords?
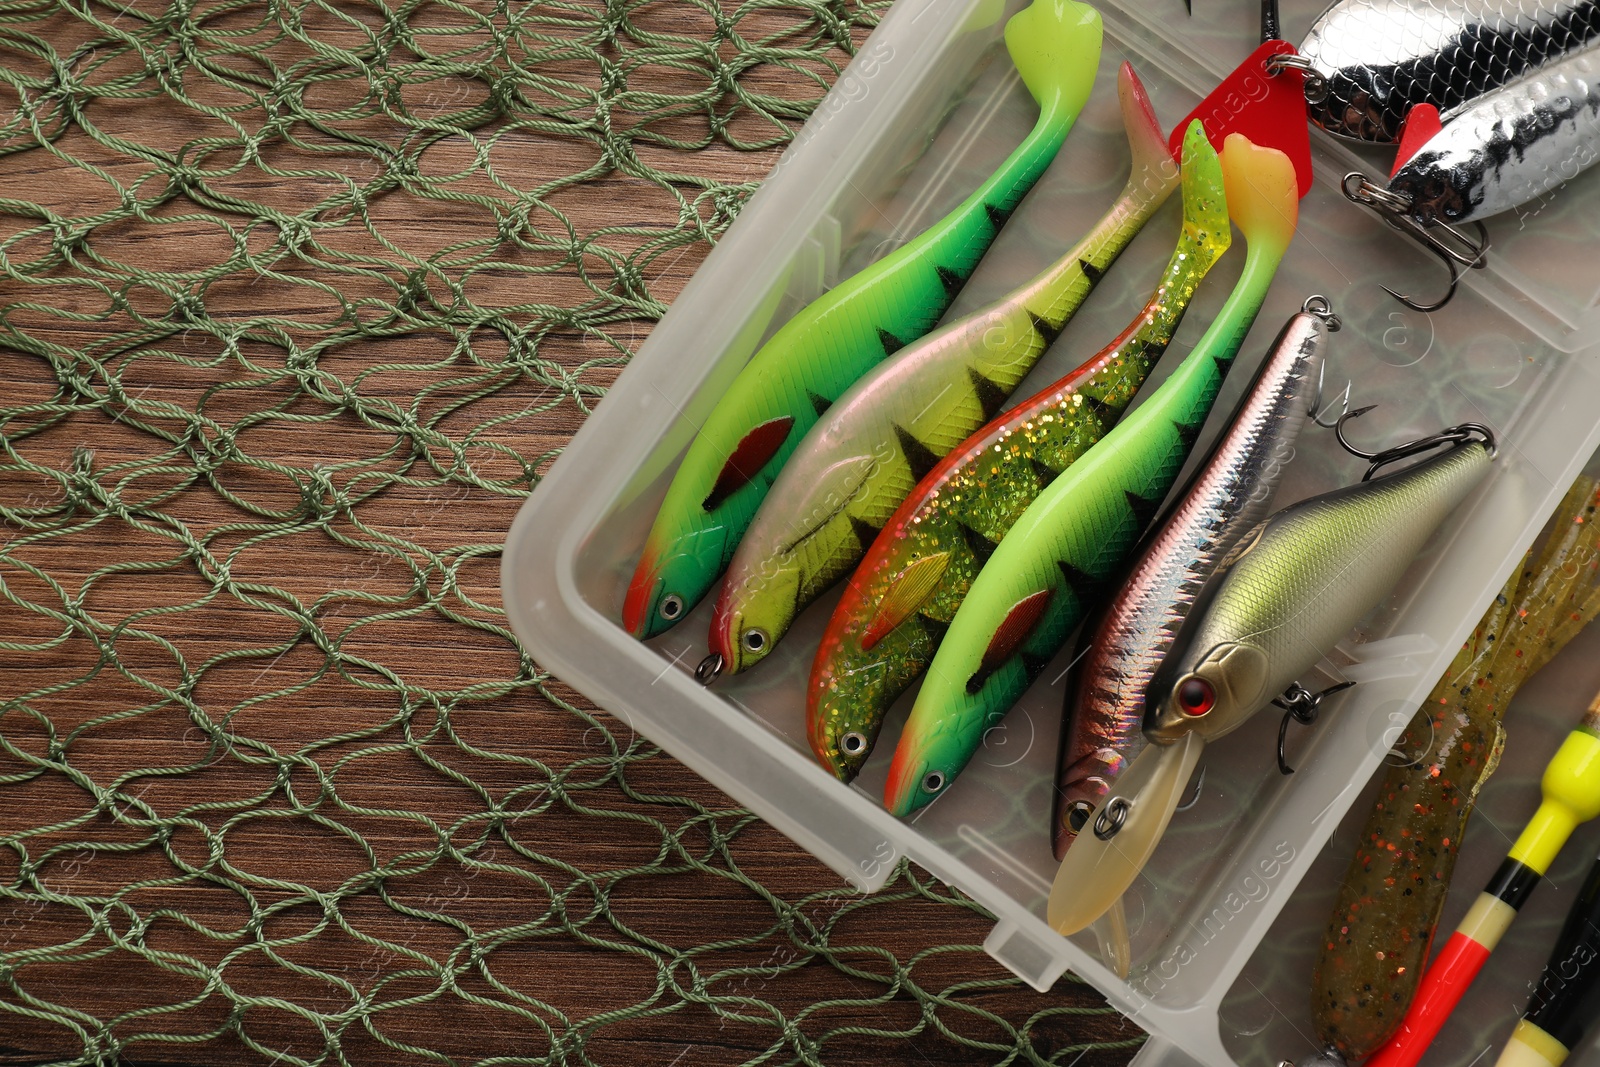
left=622, top=0, right=1104, bottom=640
left=1053, top=297, right=1338, bottom=860
left=706, top=63, right=1178, bottom=679
left=806, top=119, right=1229, bottom=784
left=1050, top=435, right=1496, bottom=939
left=883, top=133, right=1299, bottom=818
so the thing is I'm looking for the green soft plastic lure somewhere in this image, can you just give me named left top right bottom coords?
left=704, top=63, right=1178, bottom=679
left=884, top=134, right=1300, bottom=817
left=623, top=0, right=1104, bottom=640
left=807, top=120, right=1229, bottom=784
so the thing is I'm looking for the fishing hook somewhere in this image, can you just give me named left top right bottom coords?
left=1334, top=408, right=1497, bottom=480
left=1341, top=173, right=1489, bottom=313
left=695, top=652, right=724, bottom=686
left=1274, top=680, right=1355, bottom=774
left=1174, top=764, right=1207, bottom=812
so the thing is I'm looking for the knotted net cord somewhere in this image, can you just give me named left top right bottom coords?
left=0, top=0, right=1143, bottom=1062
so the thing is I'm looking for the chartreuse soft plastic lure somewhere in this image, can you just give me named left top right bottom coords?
left=622, top=0, right=1104, bottom=640
left=705, top=63, right=1178, bottom=679
left=884, top=134, right=1299, bottom=818
left=807, top=120, right=1229, bottom=784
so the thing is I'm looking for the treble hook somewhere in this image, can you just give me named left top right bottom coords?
left=1334, top=407, right=1497, bottom=480
left=1274, top=681, right=1356, bottom=774
left=1341, top=173, right=1490, bottom=313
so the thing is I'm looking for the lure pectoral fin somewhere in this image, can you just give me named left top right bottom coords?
left=623, top=0, right=1105, bottom=641
left=1049, top=732, right=1204, bottom=935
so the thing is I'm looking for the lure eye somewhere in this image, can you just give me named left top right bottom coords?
left=1177, top=676, right=1216, bottom=717
left=922, top=771, right=946, bottom=795
left=839, top=731, right=867, bottom=757
left=659, top=594, right=684, bottom=621
left=742, top=628, right=767, bottom=654
left=1066, top=800, right=1094, bottom=833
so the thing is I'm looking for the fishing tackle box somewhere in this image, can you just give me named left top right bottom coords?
left=502, top=2, right=1600, bottom=1064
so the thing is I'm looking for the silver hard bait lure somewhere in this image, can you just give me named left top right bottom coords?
left=1052, top=297, right=1340, bottom=860
left=1300, top=0, right=1600, bottom=142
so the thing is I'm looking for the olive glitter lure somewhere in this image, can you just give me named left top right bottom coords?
left=623, top=0, right=1104, bottom=640
left=1050, top=427, right=1497, bottom=937
left=1053, top=295, right=1340, bottom=861
left=806, top=120, right=1230, bottom=784
left=1364, top=668, right=1600, bottom=1067
left=1296, top=477, right=1600, bottom=1067
left=704, top=63, right=1178, bottom=680
left=884, top=133, right=1299, bottom=819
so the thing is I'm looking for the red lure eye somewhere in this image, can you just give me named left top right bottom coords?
left=1177, top=677, right=1215, bottom=716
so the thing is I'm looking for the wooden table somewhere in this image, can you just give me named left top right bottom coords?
left=0, top=1, right=1140, bottom=1062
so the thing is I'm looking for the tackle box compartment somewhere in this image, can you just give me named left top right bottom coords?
left=502, top=2, right=1600, bottom=1065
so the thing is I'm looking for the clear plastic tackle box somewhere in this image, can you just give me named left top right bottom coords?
left=501, top=2, right=1600, bottom=1065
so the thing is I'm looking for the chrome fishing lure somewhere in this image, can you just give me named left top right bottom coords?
left=1299, top=0, right=1600, bottom=142
left=1052, top=297, right=1340, bottom=861
left=1344, top=42, right=1600, bottom=309
left=1049, top=425, right=1497, bottom=937
left=623, top=0, right=1104, bottom=640
left=806, top=121, right=1231, bottom=784
left=703, top=64, right=1179, bottom=680
left=884, top=134, right=1299, bottom=820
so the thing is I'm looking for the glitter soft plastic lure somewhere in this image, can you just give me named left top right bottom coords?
left=1052, top=296, right=1339, bottom=861
left=882, top=133, right=1298, bottom=819
left=1049, top=432, right=1496, bottom=938
left=1300, top=0, right=1600, bottom=142
left=704, top=64, right=1178, bottom=680
left=622, top=0, right=1104, bottom=640
left=806, top=119, right=1229, bottom=785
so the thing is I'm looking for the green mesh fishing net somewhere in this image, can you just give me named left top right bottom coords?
left=0, top=0, right=1143, bottom=1062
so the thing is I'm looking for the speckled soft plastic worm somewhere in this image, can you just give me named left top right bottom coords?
left=884, top=134, right=1298, bottom=819
left=1299, top=478, right=1600, bottom=1067
left=706, top=64, right=1178, bottom=678
left=622, top=0, right=1104, bottom=641
left=806, top=120, right=1229, bottom=785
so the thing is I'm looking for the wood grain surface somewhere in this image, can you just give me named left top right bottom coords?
left=0, top=1, right=1143, bottom=1063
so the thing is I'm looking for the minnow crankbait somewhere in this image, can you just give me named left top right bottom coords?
left=704, top=64, right=1179, bottom=680
left=1050, top=427, right=1496, bottom=937
left=1299, top=0, right=1600, bottom=142
left=884, top=134, right=1299, bottom=819
left=1361, top=687, right=1600, bottom=1067
left=622, top=0, right=1104, bottom=640
left=806, top=120, right=1231, bottom=783
left=1053, top=295, right=1339, bottom=860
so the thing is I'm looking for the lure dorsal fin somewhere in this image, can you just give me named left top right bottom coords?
left=703, top=416, right=794, bottom=511
left=861, top=551, right=951, bottom=651
left=967, top=587, right=1054, bottom=694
